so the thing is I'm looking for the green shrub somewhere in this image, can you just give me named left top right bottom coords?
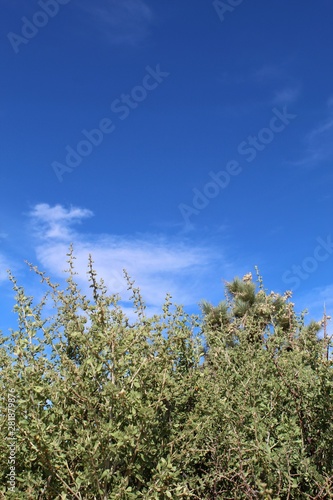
left=0, top=256, right=332, bottom=499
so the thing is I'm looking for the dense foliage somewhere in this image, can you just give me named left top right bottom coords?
left=0, top=254, right=332, bottom=499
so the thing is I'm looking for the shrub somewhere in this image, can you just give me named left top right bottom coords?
left=0, top=256, right=332, bottom=499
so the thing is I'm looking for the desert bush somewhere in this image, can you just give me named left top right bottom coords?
left=0, top=256, right=332, bottom=499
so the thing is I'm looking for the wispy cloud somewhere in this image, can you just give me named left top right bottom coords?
left=290, top=97, right=333, bottom=167
left=28, top=204, right=229, bottom=312
left=252, top=64, right=287, bottom=84
left=219, top=64, right=289, bottom=86
left=78, top=0, right=153, bottom=45
left=28, top=203, right=93, bottom=240
left=272, top=87, right=300, bottom=105
left=219, top=62, right=300, bottom=108
left=0, top=253, right=10, bottom=283
left=253, top=63, right=300, bottom=106
left=297, top=284, right=333, bottom=334
left=307, top=119, right=333, bottom=142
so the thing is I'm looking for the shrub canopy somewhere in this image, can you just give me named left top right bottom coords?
left=1, top=255, right=332, bottom=499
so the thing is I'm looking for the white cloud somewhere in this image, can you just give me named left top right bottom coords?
left=28, top=203, right=93, bottom=240
left=78, top=0, right=153, bottom=45
left=29, top=204, right=228, bottom=312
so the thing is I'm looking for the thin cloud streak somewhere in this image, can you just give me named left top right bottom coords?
left=78, top=0, right=153, bottom=45
left=307, top=119, right=333, bottom=142
left=289, top=98, right=333, bottom=167
left=218, top=63, right=300, bottom=110
left=0, top=254, right=10, bottom=283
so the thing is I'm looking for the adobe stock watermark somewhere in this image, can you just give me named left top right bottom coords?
left=282, top=236, right=333, bottom=290
left=6, top=389, right=17, bottom=493
left=7, top=0, right=71, bottom=54
left=178, top=106, right=296, bottom=229
left=213, top=0, right=245, bottom=23
left=52, top=65, right=170, bottom=182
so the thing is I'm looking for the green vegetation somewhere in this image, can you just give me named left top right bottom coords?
left=1, top=253, right=332, bottom=499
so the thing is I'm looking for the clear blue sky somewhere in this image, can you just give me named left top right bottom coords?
left=1, top=0, right=333, bottom=330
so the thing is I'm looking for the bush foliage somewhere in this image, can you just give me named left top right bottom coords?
left=1, top=254, right=333, bottom=499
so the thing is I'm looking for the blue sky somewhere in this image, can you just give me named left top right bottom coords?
left=1, top=0, right=333, bottom=331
